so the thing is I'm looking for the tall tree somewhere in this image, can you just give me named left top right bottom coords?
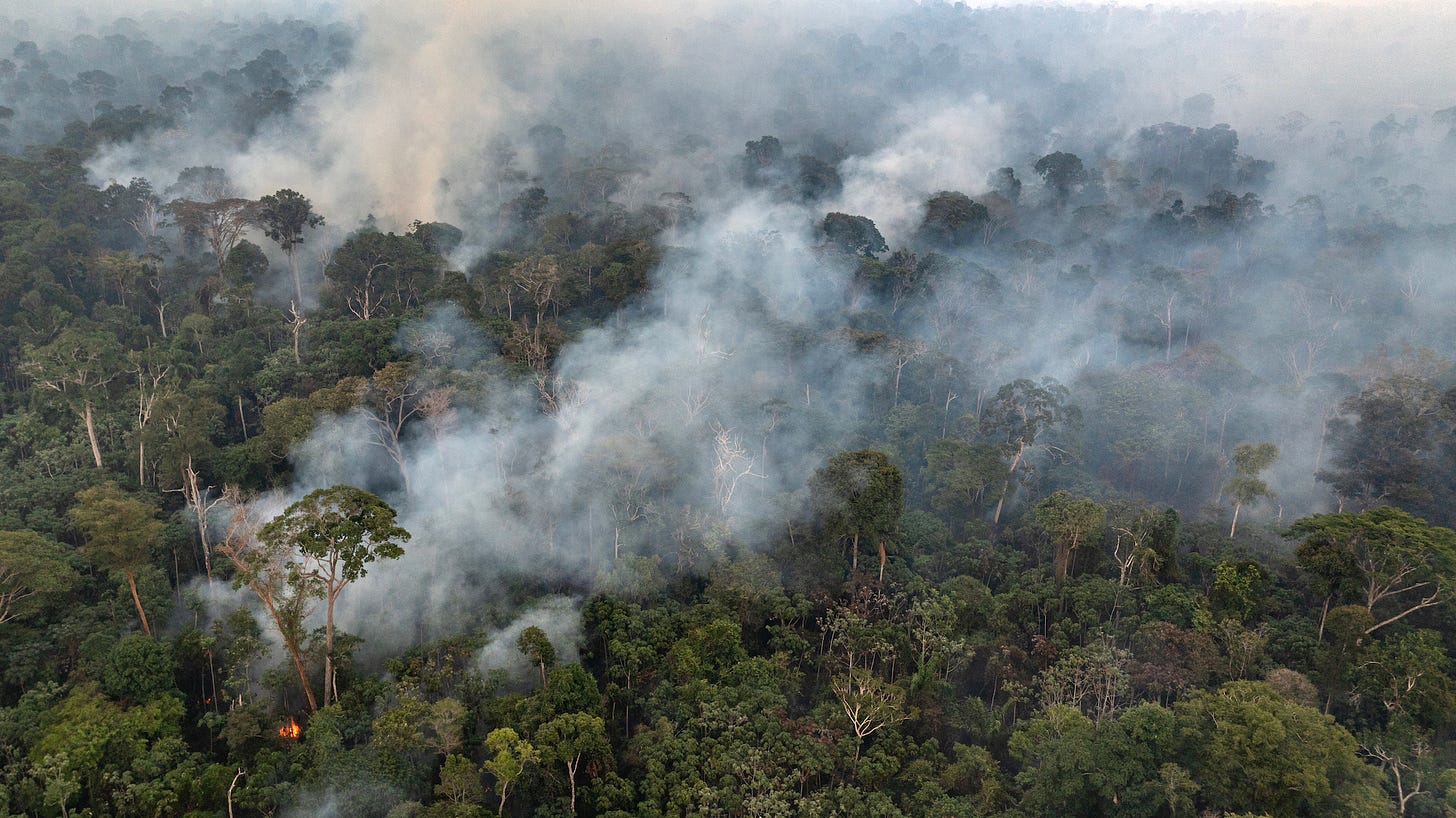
left=22, top=323, right=123, bottom=469
left=482, top=727, right=539, bottom=817
left=1034, top=151, right=1087, bottom=205
left=980, top=378, right=1076, bottom=524
left=259, top=484, right=409, bottom=706
left=257, top=189, right=324, bottom=305
left=324, top=230, right=437, bottom=320
left=170, top=197, right=260, bottom=281
left=808, top=450, right=904, bottom=580
left=536, top=712, right=610, bottom=817
left=70, top=483, right=163, bottom=636
left=821, top=212, right=888, bottom=258
left=216, top=487, right=318, bottom=710
left=1033, top=491, right=1107, bottom=585
left=1226, top=442, right=1278, bottom=537
left=0, top=530, right=77, bottom=626
left=1287, top=507, right=1456, bottom=636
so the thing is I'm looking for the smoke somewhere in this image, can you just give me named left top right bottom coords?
left=18, top=0, right=1451, bottom=706
left=473, top=596, right=582, bottom=683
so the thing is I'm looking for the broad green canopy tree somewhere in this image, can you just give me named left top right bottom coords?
left=979, top=378, right=1076, bottom=524
left=808, top=450, right=904, bottom=580
left=1032, top=490, right=1106, bottom=585
left=0, top=529, right=77, bottom=626
left=259, top=484, right=409, bottom=706
left=70, top=483, right=163, bottom=636
left=1174, top=681, right=1387, bottom=818
left=1287, top=506, right=1456, bottom=637
left=536, top=712, right=610, bottom=817
left=482, top=727, right=539, bottom=817
left=821, top=212, right=888, bottom=258
left=256, top=188, right=324, bottom=305
left=1226, top=442, right=1278, bottom=538
left=22, top=322, right=123, bottom=470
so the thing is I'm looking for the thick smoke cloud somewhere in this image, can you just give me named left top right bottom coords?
left=26, top=0, right=1451, bottom=696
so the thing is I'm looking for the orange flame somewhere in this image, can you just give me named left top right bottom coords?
left=278, top=717, right=301, bottom=739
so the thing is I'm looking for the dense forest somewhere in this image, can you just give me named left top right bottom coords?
left=2, top=1, right=1456, bottom=816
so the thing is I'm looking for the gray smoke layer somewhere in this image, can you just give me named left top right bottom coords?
left=54, top=0, right=1455, bottom=666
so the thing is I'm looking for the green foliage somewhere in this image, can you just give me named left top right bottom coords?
left=98, top=634, right=176, bottom=702
left=0, top=529, right=76, bottom=626
left=820, top=213, right=888, bottom=258
left=1174, top=681, right=1388, bottom=817
left=806, top=450, right=904, bottom=582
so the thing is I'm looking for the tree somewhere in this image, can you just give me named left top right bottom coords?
left=1226, top=442, right=1278, bottom=537
left=1033, top=151, right=1087, bottom=204
left=325, top=230, right=437, bottom=319
left=536, top=712, right=610, bottom=817
left=215, top=487, right=319, bottom=710
left=821, top=212, right=888, bottom=258
left=1032, top=491, right=1106, bottom=585
left=918, top=191, right=989, bottom=247
left=831, top=667, right=907, bottom=766
left=1287, top=507, right=1456, bottom=637
left=258, top=485, right=409, bottom=706
left=435, top=754, right=485, bottom=812
left=807, top=450, right=904, bottom=580
left=923, top=438, right=1005, bottom=532
left=22, top=323, right=123, bottom=469
left=70, top=483, right=163, bottom=636
left=257, top=188, right=325, bottom=305
left=0, top=529, right=76, bottom=626
left=979, top=378, right=1075, bottom=524
left=481, top=727, right=538, bottom=817
left=356, top=361, right=428, bottom=498
left=170, top=197, right=260, bottom=280
left=1318, top=375, right=1452, bottom=523
left=1175, top=681, right=1386, bottom=817
left=517, top=626, right=557, bottom=687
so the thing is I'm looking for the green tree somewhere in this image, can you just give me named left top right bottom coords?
left=22, top=323, right=123, bottom=469
left=435, top=754, right=485, bottom=814
left=517, top=625, right=557, bottom=687
left=169, top=196, right=260, bottom=280
left=259, top=484, right=409, bottom=706
left=216, top=488, right=319, bottom=710
left=821, top=212, right=888, bottom=258
left=71, top=483, right=163, bottom=636
left=536, top=712, right=611, bottom=817
left=325, top=230, right=437, bottom=320
left=1033, top=151, right=1088, bottom=204
left=918, top=191, right=989, bottom=247
left=807, top=450, right=904, bottom=580
left=0, top=529, right=76, bottom=626
left=979, top=378, right=1075, bottom=524
left=1032, top=491, right=1106, bottom=585
left=1226, top=442, right=1278, bottom=537
left=257, top=188, right=324, bottom=305
left=1175, top=681, right=1387, bottom=818
left=1287, top=507, right=1456, bottom=637
left=922, top=438, right=1005, bottom=532
left=481, top=727, right=538, bottom=817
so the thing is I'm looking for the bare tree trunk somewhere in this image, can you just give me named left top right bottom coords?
left=324, top=591, right=337, bottom=707
left=227, top=769, right=244, bottom=818
left=1229, top=502, right=1242, bottom=538
left=288, top=249, right=303, bottom=306
left=567, top=757, right=579, bottom=816
left=84, top=402, right=103, bottom=469
left=126, top=570, right=152, bottom=636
